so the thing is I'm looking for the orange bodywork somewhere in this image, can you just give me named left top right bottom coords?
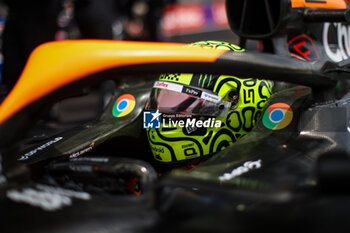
left=0, top=40, right=226, bottom=124
left=291, top=0, right=347, bottom=9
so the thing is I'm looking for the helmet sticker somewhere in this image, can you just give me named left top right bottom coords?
left=154, top=81, right=184, bottom=93
left=154, top=81, right=222, bottom=102
left=112, top=94, right=136, bottom=118
left=262, top=103, right=293, bottom=130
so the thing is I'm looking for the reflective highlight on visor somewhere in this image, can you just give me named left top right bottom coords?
left=145, top=81, right=230, bottom=117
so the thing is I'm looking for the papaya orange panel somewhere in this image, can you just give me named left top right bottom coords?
left=0, top=40, right=226, bottom=124
left=291, top=0, right=346, bottom=9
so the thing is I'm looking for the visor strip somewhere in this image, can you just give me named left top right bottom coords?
left=154, top=81, right=221, bottom=103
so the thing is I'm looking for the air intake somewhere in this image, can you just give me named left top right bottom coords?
left=226, top=0, right=285, bottom=39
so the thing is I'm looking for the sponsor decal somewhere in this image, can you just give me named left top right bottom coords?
left=151, top=146, right=164, bottom=153
left=219, top=159, right=262, bottom=181
left=154, top=81, right=183, bottom=93
left=155, top=81, right=169, bottom=88
left=18, top=137, right=63, bottom=161
left=69, top=142, right=95, bottom=158
left=323, top=23, right=350, bottom=62
left=154, top=81, right=221, bottom=103
left=151, top=145, right=165, bottom=156
left=263, top=103, right=293, bottom=130
left=112, top=94, right=135, bottom=118
left=182, top=86, right=202, bottom=97
left=201, top=92, right=221, bottom=103
left=288, top=34, right=320, bottom=61
left=7, top=184, right=91, bottom=211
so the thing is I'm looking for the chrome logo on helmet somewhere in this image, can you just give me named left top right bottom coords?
left=262, top=103, right=293, bottom=130
left=112, top=94, right=136, bottom=118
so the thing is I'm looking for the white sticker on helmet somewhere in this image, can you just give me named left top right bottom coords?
left=200, top=92, right=221, bottom=103
left=154, top=81, right=183, bottom=93
left=154, top=81, right=221, bottom=103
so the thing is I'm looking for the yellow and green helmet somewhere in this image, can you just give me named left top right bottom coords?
left=145, top=41, right=273, bottom=164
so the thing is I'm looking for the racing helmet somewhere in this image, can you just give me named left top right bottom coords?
left=145, top=41, right=273, bottom=164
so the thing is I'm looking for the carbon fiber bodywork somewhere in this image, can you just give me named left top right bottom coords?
left=0, top=0, right=349, bottom=232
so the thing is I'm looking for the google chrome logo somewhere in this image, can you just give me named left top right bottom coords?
left=112, top=94, right=136, bottom=118
left=262, top=103, right=293, bottom=130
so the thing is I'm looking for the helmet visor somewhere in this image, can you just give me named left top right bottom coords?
left=145, top=81, right=231, bottom=117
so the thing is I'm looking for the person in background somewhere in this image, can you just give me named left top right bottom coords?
left=1, top=0, right=61, bottom=92
left=116, top=0, right=175, bottom=41
left=0, top=0, right=117, bottom=94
